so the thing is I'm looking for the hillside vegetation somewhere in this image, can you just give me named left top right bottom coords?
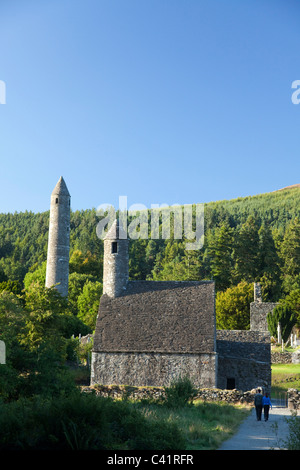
left=1, top=186, right=300, bottom=294
left=1, top=185, right=300, bottom=449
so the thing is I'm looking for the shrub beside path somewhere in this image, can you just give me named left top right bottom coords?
left=218, top=404, right=292, bottom=450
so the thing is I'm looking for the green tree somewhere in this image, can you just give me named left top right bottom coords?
left=129, top=239, right=153, bottom=280
left=280, top=218, right=300, bottom=294
left=77, top=280, right=102, bottom=330
left=0, top=289, right=78, bottom=399
left=68, top=272, right=98, bottom=315
left=0, top=291, right=29, bottom=371
left=283, top=289, right=300, bottom=328
left=216, top=281, right=253, bottom=330
left=69, top=249, right=101, bottom=277
left=257, top=223, right=281, bottom=301
left=151, top=242, right=203, bottom=281
left=0, top=280, right=22, bottom=295
left=267, top=304, right=297, bottom=343
left=23, top=261, right=46, bottom=291
left=208, top=222, right=234, bottom=291
left=233, top=216, right=260, bottom=283
left=22, top=284, right=69, bottom=354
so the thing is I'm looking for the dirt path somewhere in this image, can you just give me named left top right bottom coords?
left=218, top=404, right=293, bottom=450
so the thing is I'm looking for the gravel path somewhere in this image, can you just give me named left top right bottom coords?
left=218, top=404, right=293, bottom=450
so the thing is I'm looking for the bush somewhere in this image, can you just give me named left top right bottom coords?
left=0, top=365, right=21, bottom=401
left=283, top=412, right=300, bottom=450
left=163, top=376, right=198, bottom=408
left=0, top=392, right=186, bottom=450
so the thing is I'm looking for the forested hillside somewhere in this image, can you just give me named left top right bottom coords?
left=1, top=186, right=300, bottom=301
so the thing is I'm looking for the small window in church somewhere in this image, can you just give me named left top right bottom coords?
left=112, top=242, right=118, bottom=254
left=55, top=198, right=58, bottom=204
left=226, top=378, right=236, bottom=390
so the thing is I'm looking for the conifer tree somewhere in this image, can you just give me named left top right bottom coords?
left=208, top=222, right=234, bottom=291
left=280, top=218, right=300, bottom=277
left=267, top=304, right=297, bottom=343
left=257, top=223, right=281, bottom=300
left=233, top=216, right=260, bottom=283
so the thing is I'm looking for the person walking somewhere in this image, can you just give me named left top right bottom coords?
left=254, top=388, right=263, bottom=421
left=262, top=393, right=272, bottom=421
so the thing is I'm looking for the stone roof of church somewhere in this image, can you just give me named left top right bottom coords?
left=93, top=280, right=215, bottom=354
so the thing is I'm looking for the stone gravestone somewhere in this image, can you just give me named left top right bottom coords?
left=292, top=349, right=300, bottom=364
left=0, top=340, right=5, bottom=364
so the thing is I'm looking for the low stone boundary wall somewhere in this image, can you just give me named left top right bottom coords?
left=195, top=388, right=255, bottom=404
left=83, top=384, right=300, bottom=410
left=83, top=384, right=165, bottom=401
left=83, top=384, right=256, bottom=405
left=271, top=352, right=292, bottom=364
left=288, top=389, right=300, bottom=410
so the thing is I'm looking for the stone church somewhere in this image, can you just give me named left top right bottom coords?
left=91, top=219, right=274, bottom=392
left=44, top=178, right=275, bottom=392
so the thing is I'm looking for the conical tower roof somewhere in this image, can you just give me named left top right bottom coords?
left=52, top=176, right=70, bottom=197
left=104, top=218, right=127, bottom=240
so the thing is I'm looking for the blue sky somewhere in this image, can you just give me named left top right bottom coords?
left=0, top=0, right=300, bottom=213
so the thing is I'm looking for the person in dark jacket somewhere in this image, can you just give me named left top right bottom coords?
left=262, top=393, right=272, bottom=421
left=254, top=388, right=263, bottom=421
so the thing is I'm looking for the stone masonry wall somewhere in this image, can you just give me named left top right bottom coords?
left=217, top=355, right=271, bottom=392
left=271, top=351, right=292, bottom=364
left=217, top=330, right=271, bottom=361
left=216, top=330, right=271, bottom=392
left=84, top=384, right=300, bottom=410
left=250, top=302, right=278, bottom=332
left=288, top=389, right=300, bottom=410
left=91, top=351, right=217, bottom=389
left=83, top=384, right=256, bottom=405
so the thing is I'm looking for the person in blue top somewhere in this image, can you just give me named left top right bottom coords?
left=262, top=393, right=272, bottom=421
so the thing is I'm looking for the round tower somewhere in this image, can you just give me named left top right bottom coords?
left=103, top=219, right=129, bottom=298
left=45, top=176, right=71, bottom=297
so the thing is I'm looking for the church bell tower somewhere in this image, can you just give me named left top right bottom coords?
left=102, top=219, right=129, bottom=298
left=45, top=176, right=70, bottom=297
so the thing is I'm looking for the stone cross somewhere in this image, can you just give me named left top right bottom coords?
left=277, top=322, right=282, bottom=344
left=254, top=282, right=262, bottom=303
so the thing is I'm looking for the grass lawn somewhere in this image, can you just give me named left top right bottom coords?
left=137, top=400, right=251, bottom=450
left=271, top=363, right=300, bottom=395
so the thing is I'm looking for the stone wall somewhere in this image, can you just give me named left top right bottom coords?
left=288, top=389, right=300, bottom=410
left=216, top=330, right=271, bottom=392
left=217, top=330, right=271, bottom=361
left=250, top=301, right=278, bottom=332
left=271, top=351, right=292, bottom=364
left=91, top=351, right=217, bottom=388
left=83, top=384, right=256, bottom=405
